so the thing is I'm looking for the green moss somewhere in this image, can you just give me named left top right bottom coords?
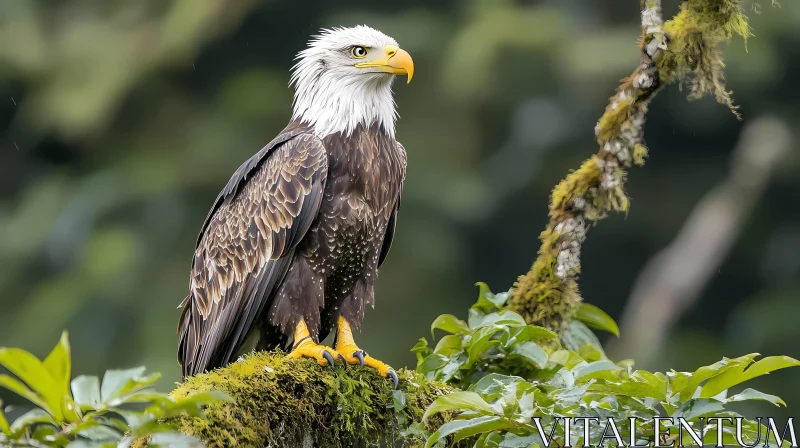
left=659, top=0, right=752, bottom=118
left=633, top=144, right=648, bottom=166
left=507, top=227, right=581, bottom=333
left=595, top=98, right=633, bottom=145
left=134, top=351, right=454, bottom=447
left=550, top=156, right=603, bottom=220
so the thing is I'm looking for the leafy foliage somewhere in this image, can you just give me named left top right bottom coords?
left=413, top=283, right=559, bottom=389
left=415, top=285, right=800, bottom=447
left=0, top=332, right=225, bottom=447
left=574, top=303, right=620, bottom=337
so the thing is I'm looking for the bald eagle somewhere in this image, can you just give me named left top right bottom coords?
left=177, top=26, right=413, bottom=387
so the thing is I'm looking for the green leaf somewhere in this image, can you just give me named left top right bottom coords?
left=549, top=349, right=584, bottom=369
left=471, top=374, right=525, bottom=401
left=43, top=331, right=71, bottom=405
left=468, top=308, right=487, bottom=329
left=554, top=383, right=590, bottom=405
left=124, top=392, right=173, bottom=407
left=476, top=431, right=504, bottom=448
left=10, top=408, right=54, bottom=433
left=72, top=375, right=102, bottom=410
left=515, top=390, right=536, bottom=417
left=633, top=370, right=667, bottom=398
left=472, top=310, right=527, bottom=330
left=473, top=282, right=507, bottom=312
left=101, top=366, right=145, bottom=401
left=431, top=314, right=470, bottom=339
left=552, top=366, right=575, bottom=388
left=498, top=433, right=543, bottom=448
left=77, top=424, right=122, bottom=442
left=510, top=342, right=548, bottom=369
left=728, top=388, right=786, bottom=407
left=150, top=432, right=206, bottom=447
left=672, top=398, right=725, bottom=420
left=114, top=409, right=156, bottom=431
left=392, top=390, right=407, bottom=411
left=422, top=391, right=497, bottom=421
left=433, top=335, right=463, bottom=357
left=438, top=355, right=466, bottom=383
left=411, top=338, right=431, bottom=364
left=572, top=360, right=618, bottom=379
left=700, top=356, right=800, bottom=398
left=575, top=303, right=620, bottom=336
left=0, top=374, right=51, bottom=413
left=417, top=354, right=448, bottom=376
left=467, top=326, right=503, bottom=365
left=617, top=359, right=635, bottom=368
left=678, top=355, right=758, bottom=402
left=509, top=325, right=558, bottom=344
left=66, top=440, right=119, bottom=448
left=425, top=416, right=513, bottom=448
left=451, top=416, right=520, bottom=445
left=89, top=414, right=132, bottom=434
left=0, top=347, right=62, bottom=420
left=0, top=399, right=10, bottom=435
left=665, top=370, right=688, bottom=399
left=100, top=367, right=160, bottom=404
left=34, top=424, right=70, bottom=445
left=560, top=321, right=606, bottom=358
left=588, top=381, right=665, bottom=400
left=578, top=342, right=604, bottom=362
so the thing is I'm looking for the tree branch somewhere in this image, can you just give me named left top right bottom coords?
left=507, top=0, right=752, bottom=332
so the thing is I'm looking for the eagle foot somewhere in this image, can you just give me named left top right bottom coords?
left=335, top=316, right=399, bottom=388
left=287, top=338, right=342, bottom=367
left=336, top=344, right=399, bottom=389
left=287, top=318, right=344, bottom=367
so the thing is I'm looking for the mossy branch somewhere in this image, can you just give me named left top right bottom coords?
left=132, top=352, right=455, bottom=448
left=506, top=0, right=753, bottom=332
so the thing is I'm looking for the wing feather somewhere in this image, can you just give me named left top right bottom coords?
left=378, top=141, right=407, bottom=268
left=178, top=128, right=328, bottom=377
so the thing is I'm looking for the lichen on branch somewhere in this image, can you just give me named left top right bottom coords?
left=506, top=0, right=754, bottom=332
left=132, top=352, right=455, bottom=448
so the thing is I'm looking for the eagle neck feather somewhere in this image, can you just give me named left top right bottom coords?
left=290, top=62, right=397, bottom=139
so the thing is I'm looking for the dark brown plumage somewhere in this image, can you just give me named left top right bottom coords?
left=177, top=120, right=406, bottom=377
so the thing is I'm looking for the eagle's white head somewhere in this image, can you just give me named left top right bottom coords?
left=290, top=25, right=414, bottom=139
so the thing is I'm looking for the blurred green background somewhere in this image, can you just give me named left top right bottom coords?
left=1, top=0, right=799, bottom=420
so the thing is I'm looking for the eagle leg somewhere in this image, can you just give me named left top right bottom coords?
left=334, top=316, right=399, bottom=388
left=287, top=318, right=343, bottom=367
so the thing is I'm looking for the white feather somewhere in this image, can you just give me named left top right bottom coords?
left=290, top=25, right=399, bottom=138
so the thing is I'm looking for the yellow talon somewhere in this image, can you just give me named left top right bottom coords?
left=335, top=316, right=399, bottom=388
left=286, top=319, right=341, bottom=366
left=336, top=342, right=365, bottom=366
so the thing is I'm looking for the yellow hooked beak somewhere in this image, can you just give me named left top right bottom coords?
left=355, top=45, right=414, bottom=83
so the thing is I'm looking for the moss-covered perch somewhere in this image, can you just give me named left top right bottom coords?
left=132, top=352, right=454, bottom=447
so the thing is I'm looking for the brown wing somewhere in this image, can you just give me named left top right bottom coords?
left=178, top=129, right=328, bottom=377
left=378, top=141, right=407, bottom=268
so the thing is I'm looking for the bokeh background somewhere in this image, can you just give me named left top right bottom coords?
left=2, top=0, right=799, bottom=421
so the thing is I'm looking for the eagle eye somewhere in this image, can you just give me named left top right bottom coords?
left=350, top=46, right=368, bottom=58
